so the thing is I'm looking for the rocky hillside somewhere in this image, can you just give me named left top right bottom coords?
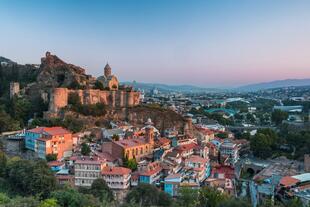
left=125, top=105, right=186, bottom=132
left=60, top=104, right=187, bottom=133
left=36, top=52, right=95, bottom=89
left=0, top=59, right=39, bottom=97
left=0, top=52, right=186, bottom=133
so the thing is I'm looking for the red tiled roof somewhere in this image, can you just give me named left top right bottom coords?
left=280, top=176, right=300, bottom=187
left=165, top=173, right=182, bottom=180
left=175, top=143, right=198, bottom=152
left=95, top=152, right=118, bottom=162
left=102, top=167, right=131, bottom=175
left=186, top=155, right=208, bottom=163
left=74, top=156, right=106, bottom=164
left=44, top=127, right=71, bottom=135
left=115, top=137, right=148, bottom=148
left=27, top=127, right=71, bottom=136
left=157, top=137, right=171, bottom=145
left=139, top=162, right=162, bottom=176
left=212, top=165, right=235, bottom=179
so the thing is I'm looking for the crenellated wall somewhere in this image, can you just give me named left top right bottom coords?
left=48, top=87, right=140, bottom=114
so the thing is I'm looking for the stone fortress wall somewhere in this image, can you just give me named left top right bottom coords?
left=49, top=87, right=140, bottom=114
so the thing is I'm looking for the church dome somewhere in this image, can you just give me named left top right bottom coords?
left=104, top=63, right=111, bottom=71
left=104, top=63, right=112, bottom=77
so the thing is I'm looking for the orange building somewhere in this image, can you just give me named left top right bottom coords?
left=36, top=127, right=73, bottom=160
left=103, top=125, right=155, bottom=161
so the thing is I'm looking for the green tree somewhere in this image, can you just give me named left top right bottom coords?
left=250, top=133, right=272, bottom=159
left=52, top=187, right=99, bottom=207
left=123, top=157, right=137, bottom=171
left=6, top=159, right=56, bottom=198
left=9, top=96, right=32, bottom=126
left=39, top=198, right=59, bottom=207
left=286, top=198, right=303, bottom=207
left=0, top=150, right=7, bottom=177
left=90, top=178, right=114, bottom=202
left=112, top=134, right=120, bottom=141
left=219, top=198, right=251, bottom=207
left=63, top=115, right=84, bottom=133
left=0, top=193, right=10, bottom=205
left=271, top=109, right=288, bottom=125
left=217, top=132, right=228, bottom=139
left=94, top=81, right=104, bottom=90
left=246, top=113, right=256, bottom=123
left=125, top=183, right=172, bottom=207
left=68, top=92, right=81, bottom=106
left=177, top=187, right=199, bottom=207
left=31, top=160, right=57, bottom=198
left=81, top=143, right=91, bottom=156
left=46, top=154, right=58, bottom=162
left=198, top=187, right=228, bottom=207
left=250, top=128, right=279, bottom=159
left=5, top=196, right=40, bottom=207
left=0, top=106, right=20, bottom=133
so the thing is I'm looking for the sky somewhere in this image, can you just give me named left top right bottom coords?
left=0, top=0, right=310, bottom=87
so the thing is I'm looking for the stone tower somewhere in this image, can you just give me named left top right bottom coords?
left=104, top=63, right=112, bottom=77
left=305, top=154, right=310, bottom=172
left=9, top=82, right=20, bottom=99
left=145, top=126, right=154, bottom=146
left=145, top=118, right=155, bottom=146
left=183, top=114, right=193, bottom=136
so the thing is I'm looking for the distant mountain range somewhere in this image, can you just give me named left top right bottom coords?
left=237, top=78, right=310, bottom=91
left=123, top=78, right=310, bottom=93
left=0, top=56, right=16, bottom=64
left=121, top=81, right=223, bottom=93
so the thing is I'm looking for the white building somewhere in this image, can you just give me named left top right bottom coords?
left=220, top=139, right=239, bottom=164
left=102, top=167, right=131, bottom=190
left=74, top=156, right=107, bottom=187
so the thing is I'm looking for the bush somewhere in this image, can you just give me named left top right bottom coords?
left=72, top=103, right=106, bottom=117
left=81, top=143, right=91, bottom=156
left=68, top=92, right=81, bottom=106
left=94, top=81, right=104, bottom=90
left=45, top=154, right=57, bottom=162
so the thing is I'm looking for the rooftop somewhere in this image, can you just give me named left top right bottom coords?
left=28, top=127, right=71, bottom=136
left=175, top=143, right=198, bottom=152
left=102, top=167, right=131, bottom=175
left=115, top=137, right=148, bottom=148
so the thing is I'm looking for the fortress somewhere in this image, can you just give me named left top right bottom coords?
left=41, top=53, right=140, bottom=117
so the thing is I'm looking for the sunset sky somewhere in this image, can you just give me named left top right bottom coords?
left=0, top=0, right=310, bottom=87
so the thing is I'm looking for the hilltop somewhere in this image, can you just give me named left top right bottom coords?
left=237, top=78, right=310, bottom=92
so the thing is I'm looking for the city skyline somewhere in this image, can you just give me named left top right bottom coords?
left=1, top=0, right=310, bottom=87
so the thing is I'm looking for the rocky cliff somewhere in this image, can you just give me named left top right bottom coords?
left=36, top=52, right=95, bottom=89
left=60, top=104, right=187, bottom=133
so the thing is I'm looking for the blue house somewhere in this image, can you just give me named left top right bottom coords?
left=25, top=127, right=45, bottom=151
left=139, top=161, right=162, bottom=185
left=164, top=173, right=182, bottom=197
left=153, top=148, right=164, bottom=161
